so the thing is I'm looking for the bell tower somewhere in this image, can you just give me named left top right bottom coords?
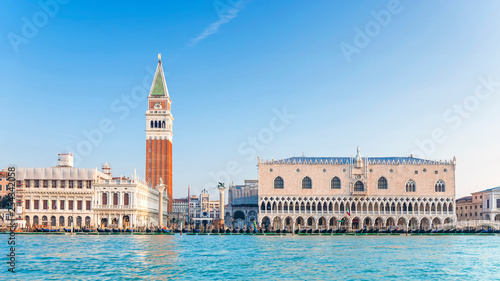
left=146, top=54, right=173, bottom=212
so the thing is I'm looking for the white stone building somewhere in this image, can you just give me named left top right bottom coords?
left=258, top=148, right=456, bottom=231
left=172, top=198, right=189, bottom=214
left=17, top=154, right=168, bottom=229
left=227, top=180, right=259, bottom=228
left=18, top=154, right=110, bottom=228
left=189, top=189, right=221, bottom=226
left=93, top=175, right=168, bottom=228
left=457, top=187, right=500, bottom=222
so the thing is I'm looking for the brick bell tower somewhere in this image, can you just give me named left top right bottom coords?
left=146, top=54, right=173, bottom=212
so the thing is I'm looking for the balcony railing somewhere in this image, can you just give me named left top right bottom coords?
left=93, top=205, right=133, bottom=210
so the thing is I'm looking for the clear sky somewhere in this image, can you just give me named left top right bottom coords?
left=1, top=0, right=500, bottom=199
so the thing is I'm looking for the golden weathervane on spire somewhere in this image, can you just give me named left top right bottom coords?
left=158, top=53, right=161, bottom=61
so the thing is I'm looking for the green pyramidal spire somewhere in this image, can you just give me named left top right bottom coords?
left=150, top=53, right=169, bottom=97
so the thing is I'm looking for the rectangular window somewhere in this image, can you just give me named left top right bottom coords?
left=69, top=200, right=74, bottom=210
left=487, top=200, right=490, bottom=209
left=34, top=200, right=39, bottom=209
left=497, top=199, right=500, bottom=208
left=43, top=180, right=48, bottom=188
left=87, top=180, right=92, bottom=189
left=52, top=180, right=57, bottom=188
left=25, top=180, right=30, bottom=187
left=86, top=200, right=91, bottom=210
left=34, top=180, right=39, bottom=188
left=43, top=200, right=48, bottom=210
left=25, top=200, right=30, bottom=209
left=475, top=206, right=477, bottom=209
left=77, top=180, right=83, bottom=189
left=52, top=200, right=57, bottom=210
left=60, top=200, right=65, bottom=210
left=69, top=181, right=74, bottom=188
left=77, top=200, right=83, bottom=210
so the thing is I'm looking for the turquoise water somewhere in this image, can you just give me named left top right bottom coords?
left=6, top=234, right=500, bottom=280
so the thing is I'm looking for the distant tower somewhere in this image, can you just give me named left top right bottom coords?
left=57, top=153, right=74, bottom=168
left=102, top=163, right=112, bottom=177
left=146, top=54, right=174, bottom=212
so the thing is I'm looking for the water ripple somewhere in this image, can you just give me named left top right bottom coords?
left=4, top=234, right=499, bottom=280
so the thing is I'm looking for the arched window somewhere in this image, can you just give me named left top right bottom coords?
left=162, top=121, right=166, bottom=128
left=302, top=177, right=312, bottom=189
left=354, top=181, right=364, bottom=192
left=274, top=177, right=284, bottom=189
left=331, top=177, right=341, bottom=189
left=378, top=177, right=388, bottom=189
left=150, top=120, right=153, bottom=128
left=113, top=193, right=119, bottom=205
left=102, top=193, right=108, bottom=205
left=406, top=179, right=416, bottom=192
left=124, top=193, right=130, bottom=205
left=435, top=180, right=446, bottom=192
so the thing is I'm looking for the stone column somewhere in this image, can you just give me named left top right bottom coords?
left=157, top=183, right=166, bottom=227
left=218, top=188, right=225, bottom=223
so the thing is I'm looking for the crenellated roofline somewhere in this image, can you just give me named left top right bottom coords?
left=259, top=156, right=456, bottom=166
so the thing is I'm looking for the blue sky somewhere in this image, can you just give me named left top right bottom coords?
left=1, top=0, right=500, bottom=198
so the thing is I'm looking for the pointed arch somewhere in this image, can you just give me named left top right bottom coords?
left=354, top=181, right=364, bottom=192
left=406, top=179, right=416, bottom=192
left=378, top=177, right=388, bottom=189
left=302, top=177, right=312, bottom=189
left=274, top=177, right=284, bottom=189
left=331, top=177, right=341, bottom=189
left=435, top=179, right=446, bottom=192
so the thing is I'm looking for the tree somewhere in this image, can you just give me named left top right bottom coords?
left=0, top=196, right=11, bottom=209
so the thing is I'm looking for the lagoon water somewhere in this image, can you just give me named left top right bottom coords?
left=9, top=234, right=500, bottom=280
